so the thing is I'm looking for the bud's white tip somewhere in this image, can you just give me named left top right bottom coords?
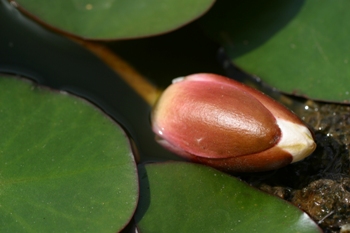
left=172, top=77, right=185, bottom=84
left=276, top=119, right=316, bottom=163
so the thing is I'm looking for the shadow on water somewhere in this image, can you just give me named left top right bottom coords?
left=132, top=164, right=151, bottom=230
left=200, top=0, right=305, bottom=59
left=107, top=25, right=225, bottom=89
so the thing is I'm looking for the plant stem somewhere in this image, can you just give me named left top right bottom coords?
left=70, top=37, right=161, bottom=106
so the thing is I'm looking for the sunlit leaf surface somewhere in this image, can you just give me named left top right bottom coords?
left=14, top=0, right=215, bottom=40
left=0, top=76, right=138, bottom=232
left=136, top=162, right=321, bottom=233
left=200, top=0, right=350, bottom=102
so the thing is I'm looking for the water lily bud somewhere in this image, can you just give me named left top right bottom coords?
left=152, top=73, right=316, bottom=172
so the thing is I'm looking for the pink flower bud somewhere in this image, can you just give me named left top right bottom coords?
left=152, top=73, right=316, bottom=172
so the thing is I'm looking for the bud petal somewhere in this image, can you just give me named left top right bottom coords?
left=152, top=73, right=316, bottom=172
left=276, top=118, right=316, bottom=163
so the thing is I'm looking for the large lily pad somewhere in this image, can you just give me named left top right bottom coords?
left=13, top=0, right=215, bottom=40
left=200, top=0, right=350, bottom=103
left=0, top=76, right=138, bottom=232
left=135, top=162, right=321, bottom=233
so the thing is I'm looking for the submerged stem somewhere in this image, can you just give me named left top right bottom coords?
left=70, top=37, right=161, bottom=106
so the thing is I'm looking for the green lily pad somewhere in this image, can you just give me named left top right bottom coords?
left=200, top=0, right=350, bottom=103
left=0, top=76, right=138, bottom=232
left=135, top=162, right=321, bottom=233
left=13, top=0, right=215, bottom=40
